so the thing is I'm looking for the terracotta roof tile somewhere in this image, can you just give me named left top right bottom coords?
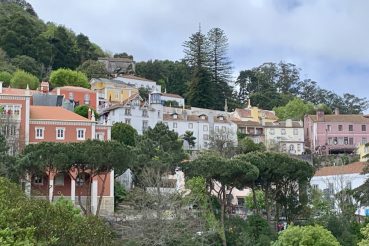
left=235, top=108, right=252, bottom=118
left=1, top=88, right=38, bottom=96
left=308, top=114, right=369, bottom=123
left=30, top=106, right=91, bottom=122
left=162, top=93, right=183, bottom=99
left=314, top=162, right=368, bottom=176
left=56, top=86, right=94, bottom=93
left=231, top=120, right=262, bottom=127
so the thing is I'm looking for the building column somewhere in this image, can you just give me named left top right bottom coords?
left=48, top=173, right=56, bottom=202
left=25, top=173, right=31, bottom=197
left=91, top=177, right=98, bottom=215
left=71, top=179, right=76, bottom=204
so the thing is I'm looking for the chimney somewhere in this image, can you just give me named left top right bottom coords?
left=334, top=108, right=340, bottom=115
left=316, top=110, right=325, bottom=121
left=88, top=108, right=92, bottom=120
left=40, top=81, right=49, bottom=93
left=0, top=81, right=2, bottom=94
left=286, top=119, right=292, bottom=127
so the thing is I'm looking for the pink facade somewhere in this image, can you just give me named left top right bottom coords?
left=304, top=111, right=369, bottom=154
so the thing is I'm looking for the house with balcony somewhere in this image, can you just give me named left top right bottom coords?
left=264, top=119, right=304, bottom=155
left=230, top=100, right=277, bottom=143
left=304, top=109, right=369, bottom=154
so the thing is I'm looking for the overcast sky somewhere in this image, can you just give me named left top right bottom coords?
left=28, top=0, right=369, bottom=99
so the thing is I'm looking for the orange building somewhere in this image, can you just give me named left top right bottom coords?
left=0, top=82, right=114, bottom=215
left=53, top=86, right=98, bottom=110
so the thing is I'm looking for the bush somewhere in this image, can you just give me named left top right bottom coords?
left=0, top=71, right=12, bottom=87
left=50, top=68, right=89, bottom=88
left=114, top=181, right=127, bottom=208
left=272, top=225, right=340, bottom=246
left=74, top=105, right=99, bottom=119
left=0, top=177, right=114, bottom=245
left=10, top=69, right=39, bottom=89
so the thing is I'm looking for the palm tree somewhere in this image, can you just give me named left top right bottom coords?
left=183, top=131, right=196, bottom=149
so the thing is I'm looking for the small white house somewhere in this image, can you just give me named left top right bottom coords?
left=310, top=162, right=369, bottom=211
left=264, top=119, right=304, bottom=155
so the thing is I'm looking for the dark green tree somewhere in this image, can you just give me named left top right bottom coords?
left=11, top=55, right=43, bottom=78
left=182, top=130, right=196, bottom=148
left=0, top=71, right=12, bottom=86
left=111, top=122, right=138, bottom=146
left=207, top=28, right=233, bottom=110
left=74, top=105, right=98, bottom=119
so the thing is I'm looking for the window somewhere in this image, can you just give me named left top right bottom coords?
left=362, top=138, right=367, bottom=144
left=95, top=132, right=105, bottom=140
left=173, top=114, right=178, bottom=119
left=270, top=129, right=275, bottom=135
left=293, top=129, right=298, bottom=135
left=56, top=128, right=65, bottom=140
left=338, top=137, right=344, bottom=145
left=282, top=144, right=287, bottom=151
left=158, top=110, right=160, bottom=118
left=35, top=127, right=44, bottom=139
left=297, top=144, right=301, bottom=152
left=333, top=137, right=338, bottom=145
left=281, top=129, right=286, bottom=135
left=338, top=125, right=343, bottom=131
left=55, top=174, right=64, bottom=186
left=76, top=173, right=86, bottom=186
left=173, top=122, right=177, bottom=128
left=84, top=94, right=90, bottom=105
left=203, top=134, right=209, bottom=140
left=313, top=184, right=319, bottom=190
left=363, top=125, right=367, bottom=131
left=142, top=109, right=148, bottom=117
left=188, top=123, right=193, bottom=129
left=125, top=108, right=131, bottom=116
left=143, top=120, right=148, bottom=131
left=215, top=126, right=219, bottom=132
left=200, top=115, right=206, bottom=120
left=328, top=137, right=333, bottom=145
left=125, top=118, right=131, bottom=125
left=77, top=128, right=86, bottom=140
left=219, top=116, right=224, bottom=121
left=33, top=176, right=43, bottom=185
left=326, top=125, right=331, bottom=132
left=349, top=125, right=353, bottom=131
left=344, top=137, right=348, bottom=145
left=115, top=92, right=119, bottom=99
left=349, top=137, right=354, bottom=145
left=289, top=145, right=295, bottom=151
left=203, top=125, right=208, bottom=131
left=222, top=126, right=226, bottom=132
left=68, top=92, right=74, bottom=101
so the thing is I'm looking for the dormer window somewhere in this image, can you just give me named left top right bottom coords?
left=219, top=116, right=224, bottom=121
left=173, top=114, right=178, bottom=119
left=200, top=115, right=206, bottom=120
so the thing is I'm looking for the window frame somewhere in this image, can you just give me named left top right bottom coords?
left=56, top=127, right=65, bottom=140
left=35, top=127, right=45, bottom=140
left=76, top=128, right=86, bottom=141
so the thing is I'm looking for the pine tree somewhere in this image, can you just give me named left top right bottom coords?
left=183, top=28, right=214, bottom=108
left=207, top=28, right=233, bottom=110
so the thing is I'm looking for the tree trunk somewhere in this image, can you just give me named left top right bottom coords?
left=220, top=185, right=227, bottom=246
left=251, top=182, right=258, bottom=214
left=265, top=186, right=271, bottom=223
left=96, top=173, right=108, bottom=216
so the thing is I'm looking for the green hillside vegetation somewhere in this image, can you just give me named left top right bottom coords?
left=0, top=0, right=106, bottom=83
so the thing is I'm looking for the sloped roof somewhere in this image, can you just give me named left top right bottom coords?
left=56, top=86, right=94, bottom=93
left=121, top=75, right=155, bottom=82
left=235, top=108, right=252, bottom=118
left=231, top=120, right=262, bottom=127
left=162, top=93, right=183, bottom=99
left=30, top=106, right=91, bottom=122
left=1, top=88, right=38, bottom=96
left=264, top=121, right=303, bottom=128
left=308, top=114, right=369, bottom=123
left=163, top=113, right=208, bottom=122
left=314, top=162, right=368, bottom=177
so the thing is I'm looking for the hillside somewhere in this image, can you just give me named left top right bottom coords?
left=0, top=0, right=106, bottom=79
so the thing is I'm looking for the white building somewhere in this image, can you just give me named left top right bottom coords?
left=161, top=93, right=185, bottom=107
left=115, top=75, right=161, bottom=92
left=264, top=119, right=305, bottom=155
left=99, top=92, right=163, bottom=135
left=163, top=107, right=237, bottom=150
left=310, top=162, right=369, bottom=211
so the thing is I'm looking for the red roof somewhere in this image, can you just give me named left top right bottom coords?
left=1, top=88, right=38, bottom=96
left=235, top=108, right=252, bottom=118
left=314, top=162, right=368, bottom=176
left=56, top=86, right=94, bottom=93
left=30, top=106, right=91, bottom=122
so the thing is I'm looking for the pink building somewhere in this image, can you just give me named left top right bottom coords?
left=304, top=109, right=369, bottom=154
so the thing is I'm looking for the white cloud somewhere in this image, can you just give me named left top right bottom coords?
left=28, top=0, right=369, bottom=99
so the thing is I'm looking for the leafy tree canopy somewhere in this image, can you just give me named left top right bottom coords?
left=10, top=69, right=38, bottom=89
left=111, top=122, right=138, bottom=147
left=50, top=68, right=89, bottom=88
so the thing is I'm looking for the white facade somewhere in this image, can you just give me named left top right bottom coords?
left=264, top=119, right=305, bottom=155
left=100, top=94, right=163, bottom=135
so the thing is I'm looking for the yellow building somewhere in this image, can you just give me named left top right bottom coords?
left=90, top=78, right=139, bottom=110
left=357, top=144, right=369, bottom=162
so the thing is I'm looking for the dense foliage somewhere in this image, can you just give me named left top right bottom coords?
left=0, top=177, right=113, bottom=245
